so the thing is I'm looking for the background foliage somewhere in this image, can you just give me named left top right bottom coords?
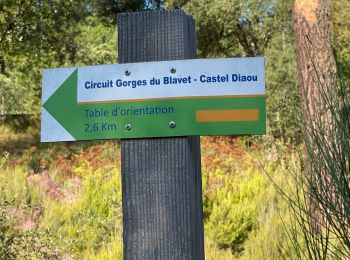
left=0, top=0, right=349, bottom=259
left=1, top=0, right=346, bottom=144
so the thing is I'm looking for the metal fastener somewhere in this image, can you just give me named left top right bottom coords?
left=125, top=69, right=131, bottom=76
left=125, top=123, right=132, bottom=131
left=169, top=121, right=176, bottom=128
left=170, top=67, right=176, bottom=74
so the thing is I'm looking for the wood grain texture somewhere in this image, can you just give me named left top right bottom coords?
left=118, top=10, right=204, bottom=260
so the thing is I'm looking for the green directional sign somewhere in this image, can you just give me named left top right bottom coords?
left=41, top=58, right=266, bottom=142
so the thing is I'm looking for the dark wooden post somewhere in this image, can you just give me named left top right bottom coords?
left=118, top=10, right=205, bottom=260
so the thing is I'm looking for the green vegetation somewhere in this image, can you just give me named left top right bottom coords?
left=1, top=0, right=349, bottom=259
left=0, top=134, right=123, bottom=259
left=0, top=126, right=298, bottom=259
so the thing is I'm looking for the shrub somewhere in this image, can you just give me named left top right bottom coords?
left=40, top=166, right=122, bottom=256
left=205, top=169, right=266, bottom=253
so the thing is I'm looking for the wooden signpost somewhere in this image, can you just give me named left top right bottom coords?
left=41, top=9, right=266, bottom=260
left=118, top=10, right=204, bottom=260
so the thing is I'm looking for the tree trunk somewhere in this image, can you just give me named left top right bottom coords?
left=0, top=56, right=5, bottom=74
left=293, top=0, right=336, bottom=124
left=292, top=0, right=344, bottom=229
